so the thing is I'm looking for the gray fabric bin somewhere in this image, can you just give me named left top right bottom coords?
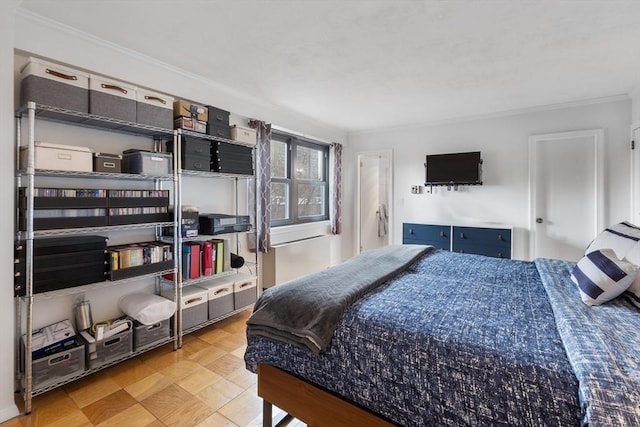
left=89, top=75, right=137, bottom=121
left=162, top=286, right=208, bottom=331
left=20, top=58, right=89, bottom=112
left=233, top=274, right=258, bottom=309
left=136, top=88, right=174, bottom=129
left=197, top=276, right=235, bottom=320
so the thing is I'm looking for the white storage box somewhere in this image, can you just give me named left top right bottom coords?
left=89, top=74, right=137, bottom=121
left=197, top=276, right=235, bottom=320
left=230, top=125, right=257, bottom=146
left=21, top=142, right=93, bottom=172
left=20, top=57, right=89, bottom=112
left=233, top=273, right=258, bottom=309
left=136, top=88, right=174, bottom=129
left=162, top=286, right=208, bottom=331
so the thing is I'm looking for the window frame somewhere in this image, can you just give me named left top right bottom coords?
left=270, top=130, right=329, bottom=227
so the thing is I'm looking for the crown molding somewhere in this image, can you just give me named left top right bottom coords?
left=348, top=94, right=630, bottom=137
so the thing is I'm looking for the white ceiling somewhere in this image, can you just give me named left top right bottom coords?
left=17, top=0, right=640, bottom=132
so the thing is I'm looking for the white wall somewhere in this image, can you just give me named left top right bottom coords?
left=345, top=98, right=632, bottom=261
left=0, top=2, right=21, bottom=423
left=632, top=86, right=640, bottom=124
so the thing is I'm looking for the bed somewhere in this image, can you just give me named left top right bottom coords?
left=244, top=245, right=640, bottom=426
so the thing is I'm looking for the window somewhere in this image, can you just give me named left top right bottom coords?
left=270, top=131, right=329, bottom=226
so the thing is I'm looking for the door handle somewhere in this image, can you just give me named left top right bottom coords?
left=536, top=218, right=544, bottom=224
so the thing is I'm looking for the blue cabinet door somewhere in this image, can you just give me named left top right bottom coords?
left=403, top=223, right=450, bottom=250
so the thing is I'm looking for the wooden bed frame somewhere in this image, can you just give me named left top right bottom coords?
left=257, top=363, right=395, bottom=427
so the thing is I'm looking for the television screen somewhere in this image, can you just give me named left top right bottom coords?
left=425, top=151, right=482, bottom=185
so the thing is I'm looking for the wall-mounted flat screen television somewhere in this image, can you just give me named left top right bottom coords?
left=425, top=151, right=482, bottom=186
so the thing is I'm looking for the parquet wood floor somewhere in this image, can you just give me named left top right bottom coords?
left=2, top=309, right=305, bottom=427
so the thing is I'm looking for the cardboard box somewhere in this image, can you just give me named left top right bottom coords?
left=20, top=57, right=89, bottom=112
left=23, top=319, right=76, bottom=360
left=89, top=74, right=137, bottom=121
left=175, top=117, right=207, bottom=134
left=230, top=125, right=257, bottom=145
left=21, top=141, right=93, bottom=172
left=174, top=99, right=208, bottom=122
left=136, top=88, right=174, bottom=129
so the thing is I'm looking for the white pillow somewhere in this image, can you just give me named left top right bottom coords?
left=571, top=249, right=638, bottom=306
left=118, top=292, right=176, bottom=325
left=585, top=221, right=640, bottom=259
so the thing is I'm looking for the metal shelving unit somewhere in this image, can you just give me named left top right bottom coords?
left=15, top=102, right=180, bottom=414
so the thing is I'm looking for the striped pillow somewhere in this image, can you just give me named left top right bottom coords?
left=571, top=249, right=638, bottom=306
left=585, top=221, right=640, bottom=259
left=624, top=281, right=640, bottom=309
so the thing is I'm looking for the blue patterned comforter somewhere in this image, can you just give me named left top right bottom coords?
left=245, top=250, right=638, bottom=425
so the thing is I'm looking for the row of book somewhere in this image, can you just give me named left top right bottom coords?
left=163, top=239, right=227, bottom=281
left=109, top=242, right=173, bottom=270
left=108, top=207, right=168, bottom=216
left=30, top=188, right=169, bottom=199
left=34, top=208, right=107, bottom=218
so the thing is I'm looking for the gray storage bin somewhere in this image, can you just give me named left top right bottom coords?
left=122, top=150, right=172, bottom=175
left=233, top=274, right=258, bottom=309
left=133, top=319, right=170, bottom=351
left=162, top=286, right=208, bottom=331
left=89, top=75, right=137, bottom=121
left=20, top=57, right=89, bottom=112
left=24, top=340, right=85, bottom=389
left=83, top=329, right=133, bottom=369
left=197, top=276, right=235, bottom=320
left=136, top=88, right=174, bottom=129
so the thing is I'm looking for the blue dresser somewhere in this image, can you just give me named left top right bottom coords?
left=403, top=223, right=512, bottom=259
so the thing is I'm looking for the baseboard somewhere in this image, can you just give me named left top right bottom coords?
left=0, top=403, right=20, bottom=423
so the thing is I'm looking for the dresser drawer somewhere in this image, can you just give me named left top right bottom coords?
left=452, top=226, right=511, bottom=259
left=452, top=242, right=511, bottom=259
left=403, top=223, right=450, bottom=250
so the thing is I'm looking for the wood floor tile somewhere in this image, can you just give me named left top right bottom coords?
left=197, top=328, right=233, bottom=345
left=160, top=396, right=214, bottom=427
left=124, top=372, right=173, bottom=402
left=225, top=367, right=257, bottom=390
left=205, top=354, right=246, bottom=379
left=213, top=334, right=247, bottom=353
left=187, top=344, right=227, bottom=365
left=95, top=403, right=157, bottom=427
left=140, top=345, right=189, bottom=371
left=32, top=409, right=92, bottom=427
left=65, top=373, right=122, bottom=408
left=196, top=412, right=239, bottom=427
left=159, top=359, right=203, bottom=382
left=140, top=383, right=193, bottom=420
left=22, top=393, right=80, bottom=427
left=0, top=419, right=20, bottom=427
left=196, top=378, right=244, bottom=411
left=230, top=344, right=247, bottom=359
left=104, top=358, right=157, bottom=388
left=217, top=388, right=263, bottom=427
left=181, top=336, right=214, bottom=355
left=81, top=389, right=137, bottom=425
left=176, top=366, right=224, bottom=395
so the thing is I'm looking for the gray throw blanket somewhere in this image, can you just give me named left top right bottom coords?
left=246, top=244, right=432, bottom=354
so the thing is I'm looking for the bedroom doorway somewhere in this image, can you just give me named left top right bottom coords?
left=357, top=150, right=392, bottom=254
left=631, top=121, right=640, bottom=225
left=529, top=129, right=604, bottom=261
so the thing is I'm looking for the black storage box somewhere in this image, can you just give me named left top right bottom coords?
left=93, top=153, right=123, bottom=173
left=107, top=189, right=172, bottom=226
left=207, top=105, right=230, bottom=127
left=198, top=214, right=251, bottom=235
left=163, top=208, right=199, bottom=238
left=211, top=142, right=253, bottom=175
left=167, top=136, right=212, bottom=172
left=15, top=235, right=108, bottom=296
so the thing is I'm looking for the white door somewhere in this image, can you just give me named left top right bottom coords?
left=358, top=152, right=391, bottom=253
left=631, top=123, right=640, bottom=225
left=529, top=130, right=603, bottom=261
